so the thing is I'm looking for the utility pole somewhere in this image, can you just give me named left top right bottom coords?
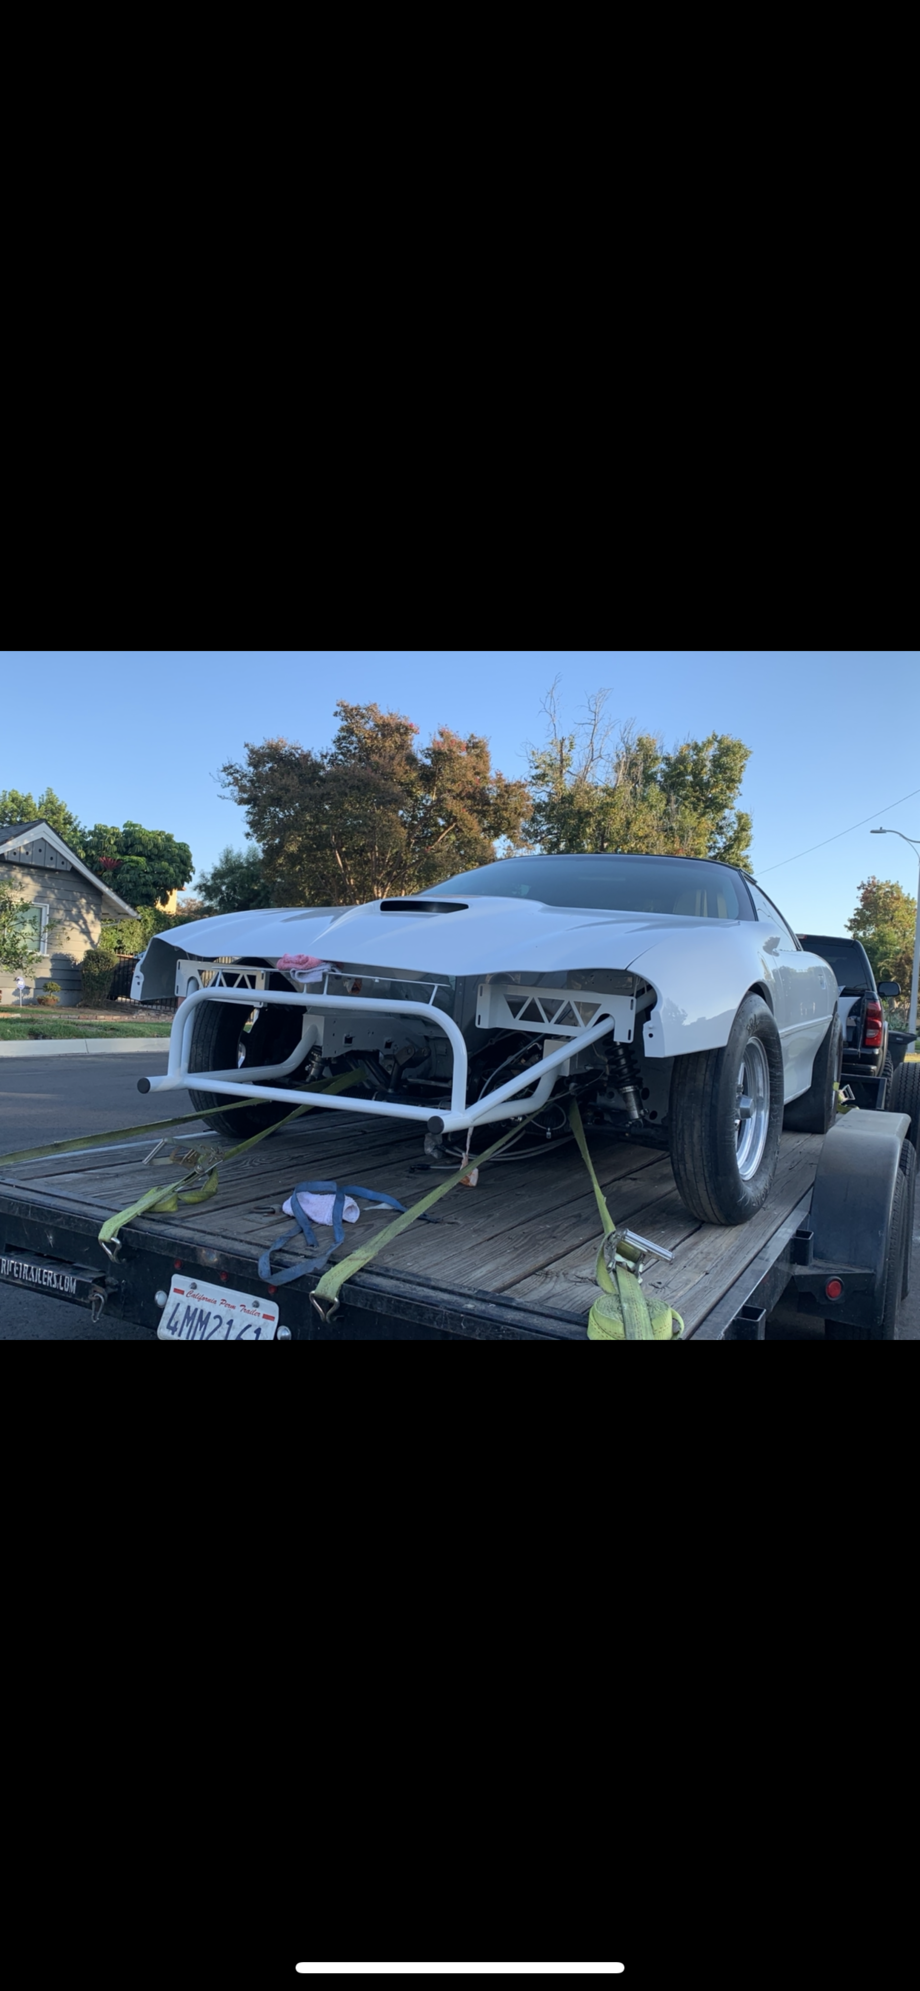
left=870, top=827, right=920, bottom=1045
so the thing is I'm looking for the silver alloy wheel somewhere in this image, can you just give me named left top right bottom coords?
left=734, top=1037, right=770, bottom=1179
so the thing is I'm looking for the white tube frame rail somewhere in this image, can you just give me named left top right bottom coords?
left=143, top=986, right=618, bottom=1135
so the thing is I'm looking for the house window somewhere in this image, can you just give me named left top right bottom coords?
left=15, top=903, right=49, bottom=955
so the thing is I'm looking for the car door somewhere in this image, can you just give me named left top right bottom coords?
left=746, top=883, right=831, bottom=1099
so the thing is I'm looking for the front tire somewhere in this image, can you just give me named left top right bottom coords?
left=187, top=999, right=306, bottom=1138
left=669, top=993, right=784, bottom=1225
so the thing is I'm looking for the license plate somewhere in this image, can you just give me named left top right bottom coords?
left=157, top=1275, right=279, bottom=1340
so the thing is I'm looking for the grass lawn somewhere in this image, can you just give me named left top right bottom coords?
left=0, top=1011, right=172, bottom=1040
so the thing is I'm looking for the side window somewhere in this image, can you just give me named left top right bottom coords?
left=747, top=883, right=799, bottom=949
left=14, top=903, right=48, bottom=954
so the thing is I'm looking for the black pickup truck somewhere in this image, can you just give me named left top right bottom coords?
left=797, top=933, right=899, bottom=1105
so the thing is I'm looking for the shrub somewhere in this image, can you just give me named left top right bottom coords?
left=81, top=949, right=118, bottom=1005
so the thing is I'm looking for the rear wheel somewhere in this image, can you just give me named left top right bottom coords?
left=187, top=999, right=307, bottom=1138
left=783, top=1009, right=843, bottom=1134
left=669, top=994, right=784, bottom=1225
left=889, top=1058, right=920, bottom=1148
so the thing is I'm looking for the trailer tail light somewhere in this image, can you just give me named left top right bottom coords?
left=825, top=1278, right=844, bottom=1301
left=864, top=997, right=883, bottom=1049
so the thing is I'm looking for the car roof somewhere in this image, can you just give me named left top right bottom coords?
left=493, top=852, right=744, bottom=871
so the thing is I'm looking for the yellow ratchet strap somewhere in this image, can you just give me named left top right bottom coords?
left=567, top=1100, right=683, bottom=1341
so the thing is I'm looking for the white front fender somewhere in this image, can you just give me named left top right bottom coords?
left=628, top=927, right=772, bottom=1058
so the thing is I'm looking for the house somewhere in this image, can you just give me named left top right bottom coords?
left=0, top=820, right=139, bottom=1006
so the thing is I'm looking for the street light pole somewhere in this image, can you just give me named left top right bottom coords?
left=870, top=828, right=920, bottom=1044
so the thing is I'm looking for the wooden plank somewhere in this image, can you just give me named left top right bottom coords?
left=0, top=1114, right=826, bottom=1340
left=376, top=1155, right=678, bottom=1292
left=506, top=1186, right=702, bottom=1317
left=506, top=1131, right=823, bottom=1325
left=26, top=1128, right=660, bottom=1254
left=639, top=1133, right=823, bottom=1332
left=0, top=1109, right=420, bottom=1189
left=348, top=1138, right=666, bottom=1277
left=0, top=1118, right=424, bottom=1213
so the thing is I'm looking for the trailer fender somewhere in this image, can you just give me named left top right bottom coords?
left=793, top=1108, right=910, bottom=1330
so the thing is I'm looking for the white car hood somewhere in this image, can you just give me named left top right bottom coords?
left=153, top=896, right=736, bottom=979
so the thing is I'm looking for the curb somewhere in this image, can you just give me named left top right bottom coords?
left=0, top=1038, right=170, bottom=1060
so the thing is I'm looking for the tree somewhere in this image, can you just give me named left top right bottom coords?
left=0, top=881, right=43, bottom=978
left=194, top=845, right=267, bottom=915
left=846, top=876, right=917, bottom=991
left=220, top=703, right=532, bottom=904
left=81, top=822, right=193, bottom=907
left=0, top=786, right=86, bottom=853
left=526, top=683, right=753, bottom=867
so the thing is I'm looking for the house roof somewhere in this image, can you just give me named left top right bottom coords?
left=0, top=820, right=139, bottom=919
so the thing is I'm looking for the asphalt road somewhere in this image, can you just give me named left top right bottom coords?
left=1, top=1052, right=919, bottom=1340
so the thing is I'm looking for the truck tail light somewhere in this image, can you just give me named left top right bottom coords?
left=864, top=997, right=883, bottom=1049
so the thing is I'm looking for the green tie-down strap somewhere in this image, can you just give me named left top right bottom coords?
left=567, top=1099, right=683, bottom=1341
left=309, top=1110, right=546, bottom=1322
left=96, top=1068, right=366, bottom=1258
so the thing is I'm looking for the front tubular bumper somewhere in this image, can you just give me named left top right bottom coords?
left=140, top=986, right=620, bottom=1135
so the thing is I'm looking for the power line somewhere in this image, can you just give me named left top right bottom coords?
left=758, top=785, right=920, bottom=875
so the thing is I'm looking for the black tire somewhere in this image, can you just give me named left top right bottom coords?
left=669, top=993, right=784, bottom=1226
left=889, top=1058, right=920, bottom=1149
left=783, top=1009, right=843, bottom=1134
left=187, top=1000, right=307, bottom=1139
left=898, top=1138, right=916, bottom=1301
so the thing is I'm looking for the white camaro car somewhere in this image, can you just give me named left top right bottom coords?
left=133, top=853, right=841, bottom=1226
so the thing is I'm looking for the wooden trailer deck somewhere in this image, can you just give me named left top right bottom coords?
left=0, top=1108, right=826, bottom=1338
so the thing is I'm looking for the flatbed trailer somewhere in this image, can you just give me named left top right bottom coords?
left=1, top=1102, right=913, bottom=1339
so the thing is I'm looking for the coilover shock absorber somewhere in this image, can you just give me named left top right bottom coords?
left=608, top=1043, right=643, bottom=1120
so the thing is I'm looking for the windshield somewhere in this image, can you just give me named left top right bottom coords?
left=798, top=936, right=873, bottom=993
left=428, top=856, right=750, bottom=920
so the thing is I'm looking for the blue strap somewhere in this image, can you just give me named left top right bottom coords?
left=257, top=1179, right=414, bottom=1288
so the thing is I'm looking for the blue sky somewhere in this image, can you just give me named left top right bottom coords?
left=2, top=651, right=918, bottom=934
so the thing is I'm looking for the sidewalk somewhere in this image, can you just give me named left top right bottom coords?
left=0, top=1037, right=169, bottom=1058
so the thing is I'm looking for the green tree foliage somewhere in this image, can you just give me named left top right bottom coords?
left=0, top=786, right=86, bottom=852
left=80, top=948, right=119, bottom=1004
left=846, top=876, right=917, bottom=991
left=0, top=881, right=42, bottom=976
left=526, top=684, right=753, bottom=867
left=81, top=822, right=193, bottom=906
left=194, top=845, right=267, bottom=915
left=221, top=704, right=532, bottom=904
left=1, top=789, right=194, bottom=911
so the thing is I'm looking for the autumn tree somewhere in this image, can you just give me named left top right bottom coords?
left=846, top=876, right=917, bottom=991
left=526, top=684, right=753, bottom=867
left=220, top=703, right=532, bottom=905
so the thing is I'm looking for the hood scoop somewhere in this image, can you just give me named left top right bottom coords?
left=379, top=899, right=468, bottom=914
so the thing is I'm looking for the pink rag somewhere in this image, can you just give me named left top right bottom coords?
left=277, top=954, right=324, bottom=970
